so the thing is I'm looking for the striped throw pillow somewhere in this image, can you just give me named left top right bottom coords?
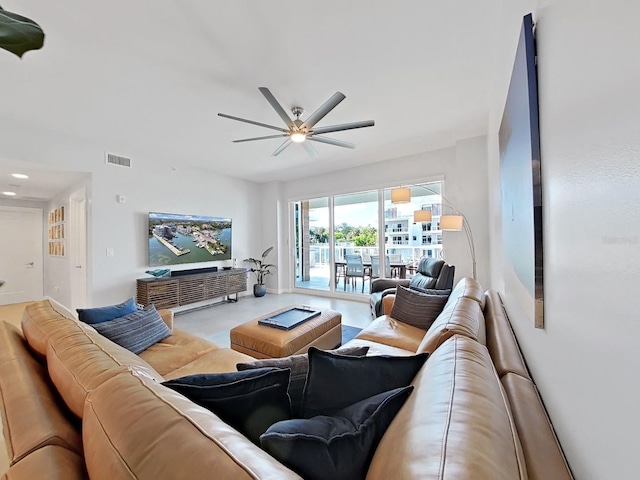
left=93, top=305, right=170, bottom=354
left=390, top=285, right=449, bottom=330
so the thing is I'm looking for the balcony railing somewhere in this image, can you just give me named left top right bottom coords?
left=307, top=244, right=443, bottom=266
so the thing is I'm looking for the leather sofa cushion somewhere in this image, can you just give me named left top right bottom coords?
left=449, top=277, right=486, bottom=309
left=417, top=296, right=486, bottom=354
left=501, top=373, right=573, bottom=480
left=355, top=316, right=425, bottom=352
left=367, top=335, right=527, bottom=480
left=45, top=318, right=163, bottom=418
left=0, top=322, right=83, bottom=465
left=21, top=300, right=69, bottom=358
left=483, top=290, right=530, bottom=379
left=0, top=356, right=82, bottom=466
left=138, top=329, right=218, bottom=376
left=163, top=347, right=255, bottom=380
left=83, top=372, right=302, bottom=480
left=0, top=322, right=30, bottom=364
left=341, top=338, right=415, bottom=357
left=2, top=445, right=87, bottom=480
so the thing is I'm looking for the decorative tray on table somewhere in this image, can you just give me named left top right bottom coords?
left=258, top=306, right=321, bottom=331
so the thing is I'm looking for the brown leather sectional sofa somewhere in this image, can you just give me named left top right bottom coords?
left=0, top=278, right=573, bottom=479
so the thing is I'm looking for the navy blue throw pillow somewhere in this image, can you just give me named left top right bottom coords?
left=301, top=347, right=427, bottom=418
left=236, top=345, right=369, bottom=418
left=77, top=297, right=137, bottom=324
left=162, top=368, right=291, bottom=445
left=261, top=386, right=413, bottom=480
left=92, top=304, right=170, bottom=354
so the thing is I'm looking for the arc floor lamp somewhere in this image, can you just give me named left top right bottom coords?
left=391, top=185, right=477, bottom=280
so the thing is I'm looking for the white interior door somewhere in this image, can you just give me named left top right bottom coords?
left=0, top=206, right=44, bottom=305
left=69, top=189, right=87, bottom=309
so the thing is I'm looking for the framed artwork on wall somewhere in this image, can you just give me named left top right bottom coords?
left=48, top=206, right=65, bottom=257
left=499, top=13, right=544, bottom=328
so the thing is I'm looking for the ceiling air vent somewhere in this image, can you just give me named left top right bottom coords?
left=105, top=152, right=132, bottom=168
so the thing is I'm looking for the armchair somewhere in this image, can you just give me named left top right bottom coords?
left=369, top=257, right=455, bottom=317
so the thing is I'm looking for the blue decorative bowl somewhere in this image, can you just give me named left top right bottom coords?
left=145, top=269, right=171, bottom=278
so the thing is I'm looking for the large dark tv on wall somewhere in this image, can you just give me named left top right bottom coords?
left=499, top=13, right=543, bottom=328
left=148, top=212, right=232, bottom=267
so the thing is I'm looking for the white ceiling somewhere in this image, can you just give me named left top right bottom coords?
left=0, top=159, right=89, bottom=202
left=0, top=1, right=503, bottom=187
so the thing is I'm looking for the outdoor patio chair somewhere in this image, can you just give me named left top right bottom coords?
left=388, top=254, right=403, bottom=278
left=344, top=254, right=367, bottom=293
left=369, top=255, right=392, bottom=290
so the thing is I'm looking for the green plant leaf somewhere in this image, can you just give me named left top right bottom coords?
left=261, top=246, right=274, bottom=259
left=0, top=7, right=45, bottom=58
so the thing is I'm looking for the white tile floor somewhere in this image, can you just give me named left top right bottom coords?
left=173, top=292, right=373, bottom=348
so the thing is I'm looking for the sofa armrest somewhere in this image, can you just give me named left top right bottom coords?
left=158, top=309, right=174, bottom=331
left=382, top=295, right=396, bottom=316
left=370, top=278, right=410, bottom=293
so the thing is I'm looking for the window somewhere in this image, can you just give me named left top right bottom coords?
left=292, top=181, right=443, bottom=296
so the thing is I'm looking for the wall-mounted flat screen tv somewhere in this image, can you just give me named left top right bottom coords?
left=148, top=212, right=232, bottom=267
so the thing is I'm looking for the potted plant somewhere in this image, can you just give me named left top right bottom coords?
left=244, top=247, right=276, bottom=297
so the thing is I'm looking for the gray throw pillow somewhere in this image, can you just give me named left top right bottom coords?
left=92, top=304, right=171, bottom=354
left=236, top=345, right=369, bottom=417
left=390, top=285, right=449, bottom=330
left=408, top=286, right=452, bottom=296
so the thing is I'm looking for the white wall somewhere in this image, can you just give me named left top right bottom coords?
left=44, top=176, right=91, bottom=308
left=264, top=136, right=490, bottom=292
left=488, top=1, right=640, bottom=478
left=0, top=121, right=262, bottom=307
left=89, top=159, right=261, bottom=306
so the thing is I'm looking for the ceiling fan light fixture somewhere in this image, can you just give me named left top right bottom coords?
left=290, top=132, right=306, bottom=143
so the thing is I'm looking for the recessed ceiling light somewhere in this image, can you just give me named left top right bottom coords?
left=11, top=173, right=29, bottom=179
left=2, top=191, right=17, bottom=196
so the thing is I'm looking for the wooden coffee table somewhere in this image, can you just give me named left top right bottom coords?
left=230, top=306, right=342, bottom=359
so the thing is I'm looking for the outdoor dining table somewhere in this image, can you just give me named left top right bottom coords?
left=333, top=259, right=412, bottom=285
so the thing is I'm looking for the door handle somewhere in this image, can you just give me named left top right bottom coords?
left=76, top=265, right=82, bottom=269
left=25, top=262, right=34, bottom=266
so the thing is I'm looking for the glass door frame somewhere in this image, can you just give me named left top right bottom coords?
left=288, top=179, right=444, bottom=299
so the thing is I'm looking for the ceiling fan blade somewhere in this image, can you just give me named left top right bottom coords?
left=272, top=138, right=292, bottom=156
left=301, top=92, right=346, bottom=130
left=232, top=134, right=289, bottom=143
left=310, top=120, right=375, bottom=135
left=302, top=141, right=320, bottom=160
left=259, top=87, right=295, bottom=129
left=308, top=135, right=356, bottom=149
left=218, top=113, right=288, bottom=133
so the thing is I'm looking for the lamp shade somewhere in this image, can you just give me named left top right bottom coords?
left=391, top=187, right=411, bottom=204
left=440, top=215, right=463, bottom=231
left=413, top=209, right=432, bottom=223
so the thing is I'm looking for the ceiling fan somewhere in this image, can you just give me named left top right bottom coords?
left=218, top=87, right=374, bottom=159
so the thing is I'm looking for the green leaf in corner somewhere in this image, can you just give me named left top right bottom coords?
left=0, top=6, right=45, bottom=58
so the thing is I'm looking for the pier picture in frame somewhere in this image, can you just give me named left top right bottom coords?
left=499, top=13, right=544, bottom=328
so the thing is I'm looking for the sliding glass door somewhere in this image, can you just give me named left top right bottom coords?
left=333, top=191, right=379, bottom=294
left=292, top=181, right=442, bottom=296
left=294, top=197, right=331, bottom=291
